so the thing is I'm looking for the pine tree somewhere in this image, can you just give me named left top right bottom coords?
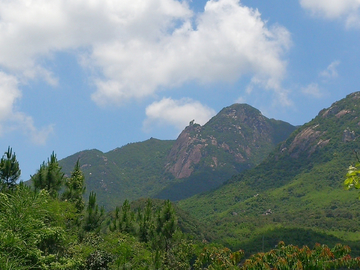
left=0, top=147, right=21, bottom=191
left=62, top=159, right=86, bottom=212
left=139, top=199, right=154, bottom=243
left=155, top=200, right=177, bottom=251
left=32, top=152, right=64, bottom=198
left=119, top=199, right=134, bottom=234
left=83, top=191, right=104, bottom=232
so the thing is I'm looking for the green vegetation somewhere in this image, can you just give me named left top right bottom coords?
left=0, top=146, right=21, bottom=191
left=59, top=138, right=175, bottom=209
left=8, top=92, right=360, bottom=268
left=3, top=178, right=360, bottom=269
left=62, top=159, right=86, bottom=212
left=344, top=151, right=360, bottom=199
left=32, top=152, right=65, bottom=198
left=178, top=92, right=360, bottom=255
left=57, top=104, right=295, bottom=205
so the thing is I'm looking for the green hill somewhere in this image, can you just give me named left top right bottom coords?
left=178, top=91, right=360, bottom=255
left=59, top=138, right=174, bottom=209
left=59, top=104, right=295, bottom=208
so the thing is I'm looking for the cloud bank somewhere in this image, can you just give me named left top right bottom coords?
left=0, top=0, right=291, bottom=136
left=0, top=0, right=291, bottom=101
left=144, top=98, right=216, bottom=131
left=300, top=0, right=360, bottom=28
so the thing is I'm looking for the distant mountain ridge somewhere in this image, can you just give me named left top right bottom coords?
left=59, top=103, right=295, bottom=208
left=166, top=104, right=294, bottom=178
left=178, top=91, right=360, bottom=254
left=156, top=104, right=296, bottom=200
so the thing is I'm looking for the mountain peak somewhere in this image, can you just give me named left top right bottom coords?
left=278, top=91, right=360, bottom=160
left=165, top=103, right=295, bottom=181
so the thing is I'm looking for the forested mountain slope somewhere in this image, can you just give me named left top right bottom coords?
left=178, top=91, right=360, bottom=255
left=59, top=104, right=295, bottom=208
left=59, top=138, right=174, bottom=209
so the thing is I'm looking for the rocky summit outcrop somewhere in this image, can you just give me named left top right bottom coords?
left=278, top=91, right=360, bottom=160
left=165, top=104, right=296, bottom=179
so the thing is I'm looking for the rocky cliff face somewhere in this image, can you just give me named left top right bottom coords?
left=278, top=91, right=360, bottom=159
left=165, top=104, right=296, bottom=179
left=165, top=124, right=203, bottom=178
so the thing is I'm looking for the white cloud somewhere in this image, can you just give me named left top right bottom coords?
left=144, top=97, right=216, bottom=131
left=0, top=72, right=21, bottom=121
left=320, top=61, right=340, bottom=78
left=301, top=83, right=323, bottom=98
left=91, top=0, right=291, bottom=106
left=0, top=0, right=292, bottom=141
left=0, top=0, right=291, bottom=106
left=300, top=0, right=360, bottom=28
left=0, top=72, right=53, bottom=144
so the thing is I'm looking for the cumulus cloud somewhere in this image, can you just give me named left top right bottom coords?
left=0, top=0, right=291, bottom=105
left=320, top=61, right=340, bottom=79
left=143, top=98, right=216, bottom=131
left=90, top=0, right=291, bottom=106
left=0, top=0, right=292, bottom=141
left=300, top=0, right=360, bottom=28
left=0, top=72, right=53, bottom=144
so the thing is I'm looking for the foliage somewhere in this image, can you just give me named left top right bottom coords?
left=194, top=246, right=244, bottom=269
left=0, top=146, right=21, bottom=191
left=83, top=191, right=105, bottom=232
left=32, top=152, right=65, bottom=198
left=344, top=153, right=360, bottom=198
left=0, top=184, right=79, bottom=269
left=3, top=160, right=360, bottom=269
left=178, top=92, right=360, bottom=254
left=86, top=250, right=113, bottom=270
left=59, top=138, right=175, bottom=209
left=62, top=159, right=86, bottom=212
left=241, top=241, right=360, bottom=269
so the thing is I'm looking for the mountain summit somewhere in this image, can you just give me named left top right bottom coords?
left=178, top=91, right=360, bottom=253
left=165, top=104, right=295, bottom=179
left=155, top=104, right=296, bottom=200
left=59, top=103, right=295, bottom=208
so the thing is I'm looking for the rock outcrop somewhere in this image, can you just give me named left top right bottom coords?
left=165, top=104, right=296, bottom=179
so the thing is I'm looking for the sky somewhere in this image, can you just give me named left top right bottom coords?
left=0, top=0, right=359, bottom=180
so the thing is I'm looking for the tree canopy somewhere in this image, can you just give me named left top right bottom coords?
left=0, top=146, right=21, bottom=191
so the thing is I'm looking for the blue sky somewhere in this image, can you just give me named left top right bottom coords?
left=0, top=0, right=359, bottom=180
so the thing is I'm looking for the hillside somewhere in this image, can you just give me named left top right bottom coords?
left=59, top=138, right=174, bottom=209
left=59, top=104, right=295, bottom=208
left=178, top=91, right=360, bottom=255
left=155, top=104, right=296, bottom=200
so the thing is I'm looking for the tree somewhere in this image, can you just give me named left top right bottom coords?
left=138, top=199, right=154, bottom=243
left=31, top=152, right=64, bottom=198
left=240, top=242, right=359, bottom=270
left=344, top=151, right=360, bottom=199
left=83, top=191, right=105, bottom=232
left=0, top=146, right=21, bottom=191
left=155, top=200, right=177, bottom=252
left=0, top=183, right=79, bottom=268
left=62, top=159, right=86, bottom=212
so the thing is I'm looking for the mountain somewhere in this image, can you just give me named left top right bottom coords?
left=155, top=104, right=296, bottom=200
left=59, top=103, right=295, bottom=208
left=59, top=138, right=174, bottom=209
left=177, top=91, right=360, bottom=255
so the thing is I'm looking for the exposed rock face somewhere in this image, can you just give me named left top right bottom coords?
left=165, top=104, right=296, bottom=179
left=165, top=124, right=203, bottom=178
left=343, top=128, right=355, bottom=142
left=286, top=125, right=327, bottom=158
left=279, top=91, right=360, bottom=159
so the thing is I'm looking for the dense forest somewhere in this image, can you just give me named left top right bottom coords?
left=2, top=147, right=360, bottom=269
